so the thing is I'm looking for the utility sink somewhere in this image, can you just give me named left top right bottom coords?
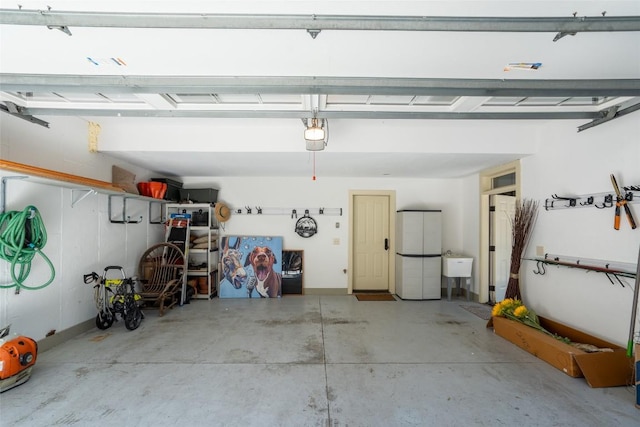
left=442, top=255, right=473, bottom=277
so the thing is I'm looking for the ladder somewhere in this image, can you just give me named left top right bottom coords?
left=165, top=212, right=190, bottom=304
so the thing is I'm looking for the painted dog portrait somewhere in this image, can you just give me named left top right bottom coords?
left=219, top=236, right=282, bottom=298
left=244, top=246, right=281, bottom=298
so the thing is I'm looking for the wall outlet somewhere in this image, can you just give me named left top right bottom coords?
left=536, top=246, right=545, bottom=256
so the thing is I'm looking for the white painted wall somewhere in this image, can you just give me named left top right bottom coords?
left=460, top=173, right=481, bottom=294
left=1, top=114, right=164, bottom=340
left=182, top=176, right=465, bottom=290
left=521, top=114, right=640, bottom=346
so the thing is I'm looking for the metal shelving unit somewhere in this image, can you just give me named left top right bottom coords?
left=165, top=203, right=219, bottom=299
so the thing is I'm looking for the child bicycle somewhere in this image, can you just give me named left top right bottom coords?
left=83, top=266, right=144, bottom=331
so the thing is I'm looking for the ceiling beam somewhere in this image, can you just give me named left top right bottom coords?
left=0, top=102, right=49, bottom=127
left=577, top=100, right=640, bottom=132
left=1, top=9, right=640, bottom=33
left=2, top=74, right=640, bottom=97
left=12, top=106, right=599, bottom=120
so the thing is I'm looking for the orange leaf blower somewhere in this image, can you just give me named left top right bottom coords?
left=0, top=325, right=37, bottom=393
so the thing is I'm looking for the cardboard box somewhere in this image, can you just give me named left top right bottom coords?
left=493, top=316, right=634, bottom=388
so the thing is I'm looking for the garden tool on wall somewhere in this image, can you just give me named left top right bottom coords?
left=610, top=174, right=637, bottom=230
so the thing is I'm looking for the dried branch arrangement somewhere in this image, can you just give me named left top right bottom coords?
left=505, top=199, right=540, bottom=300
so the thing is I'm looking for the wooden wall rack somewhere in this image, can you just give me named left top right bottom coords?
left=1, top=160, right=166, bottom=224
left=527, top=253, right=637, bottom=286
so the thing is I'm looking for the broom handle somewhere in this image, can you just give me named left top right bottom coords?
left=627, top=245, right=640, bottom=358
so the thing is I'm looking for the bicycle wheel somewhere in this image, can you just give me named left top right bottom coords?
left=124, top=303, right=142, bottom=330
left=96, top=310, right=114, bottom=330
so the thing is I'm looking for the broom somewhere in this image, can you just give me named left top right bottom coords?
left=504, top=199, right=539, bottom=301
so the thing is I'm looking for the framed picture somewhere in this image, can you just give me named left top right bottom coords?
left=219, top=236, right=283, bottom=298
left=282, top=250, right=303, bottom=294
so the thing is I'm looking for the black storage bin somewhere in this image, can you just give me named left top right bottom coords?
left=151, top=178, right=183, bottom=202
left=191, top=209, right=209, bottom=226
left=179, top=188, right=219, bottom=204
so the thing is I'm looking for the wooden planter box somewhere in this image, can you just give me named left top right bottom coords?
left=492, top=316, right=634, bottom=388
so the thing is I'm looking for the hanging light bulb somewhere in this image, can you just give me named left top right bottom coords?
left=304, top=118, right=325, bottom=141
left=304, top=118, right=326, bottom=151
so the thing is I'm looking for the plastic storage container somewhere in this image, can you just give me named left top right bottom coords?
left=151, top=178, right=183, bottom=202
left=179, top=188, right=219, bottom=204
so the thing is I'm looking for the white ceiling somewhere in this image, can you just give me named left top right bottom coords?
left=1, top=1, right=639, bottom=178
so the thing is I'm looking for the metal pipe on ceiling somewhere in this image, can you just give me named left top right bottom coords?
left=577, top=100, right=640, bottom=132
left=1, top=9, right=640, bottom=33
left=12, top=106, right=600, bottom=120
left=2, top=74, right=640, bottom=97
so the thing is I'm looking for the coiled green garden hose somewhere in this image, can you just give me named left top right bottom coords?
left=0, top=205, right=55, bottom=290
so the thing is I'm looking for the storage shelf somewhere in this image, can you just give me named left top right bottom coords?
left=166, top=203, right=219, bottom=300
left=1, top=160, right=168, bottom=223
left=190, top=225, right=217, bottom=231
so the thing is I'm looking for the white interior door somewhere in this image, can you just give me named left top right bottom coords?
left=491, top=195, right=516, bottom=302
left=353, top=195, right=390, bottom=291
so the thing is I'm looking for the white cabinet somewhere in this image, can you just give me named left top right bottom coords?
left=165, top=203, right=219, bottom=299
left=395, top=210, right=442, bottom=300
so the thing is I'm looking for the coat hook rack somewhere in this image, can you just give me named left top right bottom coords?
left=545, top=190, right=639, bottom=211
left=526, top=253, right=636, bottom=286
left=230, top=206, right=342, bottom=217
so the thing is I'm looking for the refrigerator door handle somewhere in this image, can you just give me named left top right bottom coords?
left=384, top=238, right=389, bottom=251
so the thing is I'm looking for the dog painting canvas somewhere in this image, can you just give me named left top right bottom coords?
left=219, top=236, right=283, bottom=298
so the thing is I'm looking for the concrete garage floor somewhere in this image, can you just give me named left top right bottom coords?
left=1, top=296, right=638, bottom=426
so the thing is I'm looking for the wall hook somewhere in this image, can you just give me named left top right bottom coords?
left=579, top=196, right=594, bottom=206
left=595, top=194, right=614, bottom=209
left=533, top=261, right=546, bottom=275
left=245, top=206, right=252, bottom=214
left=256, top=206, right=262, bottom=214
left=552, top=194, right=578, bottom=207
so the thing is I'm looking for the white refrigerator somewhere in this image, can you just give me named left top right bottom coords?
left=395, top=210, right=442, bottom=300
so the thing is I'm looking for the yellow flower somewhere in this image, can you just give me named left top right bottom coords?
left=491, top=303, right=503, bottom=317
left=513, top=305, right=528, bottom=318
